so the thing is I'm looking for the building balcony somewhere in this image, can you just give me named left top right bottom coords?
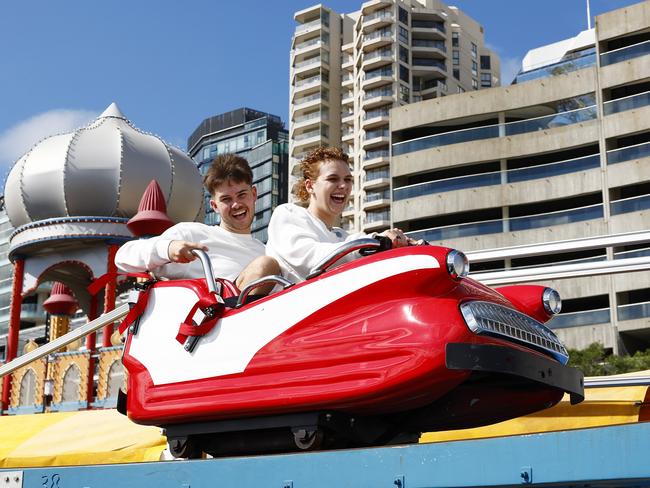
left=341, top=91, right=355, bottom=105
left=292, top=75, right=327, bottom=97
left=293, top=126, right=328, bottom=146
left=363, top=218, right=391, bottom=233
left=362, top=149, right=390, bottom=169
left=362, top=129, right=390, bottom=149
left=361, top=0, right=392, bottom=15
left=363, top=197, right=391, bottom=211
left=362, top=49, right=393, bottom=70
left=342, top=129, right=355, bottom=143
left=341, top=111, right=355, bottom=124
left=362, top=29, right=393, bottom=52
left=392, top=104, right=598, bottom=157
left=293, top=19, right=326, bottom=41
left=341, top=72, right=354, bottom=87
left=362, top=74, right=393, bottom=90
left=362, top=85, right=393, bottom=109
left=404, top=202, right=606, bottom=246
left=411, top=20, right=446, bottom=40
left=412, top=58, right=447, bottom=77
left=292, top=110, right=327, bottom=131
left=292, top=93, right=327, bottom=115
left=292, top=38, right=325, bottom=57
left=292, top=56, right=325, bottom=77
left=361, top=9, right=393, bottom=32
left=362, top=108, right=390, bottom=129
left=363, top=176, right=390, bottom=191
left=411, top=39, right=447, bottom=58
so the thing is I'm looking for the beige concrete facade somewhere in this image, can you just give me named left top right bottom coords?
left=289, top=0, right=499, bottom=233
left=390, top=0, right=650, bottom=354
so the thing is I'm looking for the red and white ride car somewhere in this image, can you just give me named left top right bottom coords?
left=119, top=239, right=584, bottom=457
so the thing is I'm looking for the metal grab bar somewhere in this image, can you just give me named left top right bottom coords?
left=236, top=275, right=294, bottom=308
left=185, top=249, right=222, bottom=353
left=190, top=249, right=218, bottom=294
left=307, top=238, right=380, bottom=280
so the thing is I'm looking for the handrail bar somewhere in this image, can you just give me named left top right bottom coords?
left=466, top=230, right=650, bottom=262
left=0, top=304, right=130, bottom=378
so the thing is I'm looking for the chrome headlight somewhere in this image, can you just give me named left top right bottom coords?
left=446, top=250, right=469, bottom=280
left=542, top=288, right=562, bottom=315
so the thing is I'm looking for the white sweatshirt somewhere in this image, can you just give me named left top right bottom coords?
left=265, top=203, right=369, bottom=282
left=115, top=222, right=265, bottom=282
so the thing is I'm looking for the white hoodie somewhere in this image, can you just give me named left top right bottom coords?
left=266, top=203, right=369, bottom=282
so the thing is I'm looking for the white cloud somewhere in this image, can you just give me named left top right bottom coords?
left=500, top=56, right=523, bottom=86
left=0, top=109, right=98, bottom=182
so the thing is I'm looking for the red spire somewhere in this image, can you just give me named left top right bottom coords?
left=43, top=282, right=78, bottom=315
left=127, top=179, right=174, bottom=237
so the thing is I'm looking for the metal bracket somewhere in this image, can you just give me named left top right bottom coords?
left=0, top=471, right=22, bottom=488
left=520, top=466, right=533, bottom=484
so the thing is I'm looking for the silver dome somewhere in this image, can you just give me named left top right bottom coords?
left=4, top=103, right=204, bottom=228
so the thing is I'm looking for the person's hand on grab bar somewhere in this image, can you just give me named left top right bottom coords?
left=168, top=241, right=209, bottom=263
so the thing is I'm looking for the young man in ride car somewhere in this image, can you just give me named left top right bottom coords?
left=115, top=154, right=279, bottom=292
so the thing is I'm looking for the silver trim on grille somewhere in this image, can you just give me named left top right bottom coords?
left=460, top=300, right=569, bottom=364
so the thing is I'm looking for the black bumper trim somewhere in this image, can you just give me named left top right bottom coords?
left=446, top=343, right=585, bottom=404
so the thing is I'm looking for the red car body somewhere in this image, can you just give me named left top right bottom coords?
left=121, top=245, right=583, bottom=453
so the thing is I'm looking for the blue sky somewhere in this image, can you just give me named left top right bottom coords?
left=0, top=0, right=636, bottom=184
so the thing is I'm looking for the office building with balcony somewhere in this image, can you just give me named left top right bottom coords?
left=289, top=0, right=499, bottom=233
left=390, top=1, right=650, bottom=354
left=187, top=108, right=289, bottom=242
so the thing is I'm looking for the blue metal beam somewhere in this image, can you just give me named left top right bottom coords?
left=9, top=422, right=650, bottom=488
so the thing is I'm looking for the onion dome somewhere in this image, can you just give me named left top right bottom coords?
left=4, top=103, right=205, bottom=258
left=43, top=282, right=78, bottom=315
left=127, top=179, right=174, bottom=237
left=4, top=103, right=203, bottom=228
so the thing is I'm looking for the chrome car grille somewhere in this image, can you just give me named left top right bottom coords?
left=460, top=301, right=569, bottom=364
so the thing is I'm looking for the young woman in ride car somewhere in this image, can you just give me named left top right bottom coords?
left=266, top=146, right=411, bottom=282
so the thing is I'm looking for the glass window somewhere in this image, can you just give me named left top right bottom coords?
left=399, top=25, right=409, bottom=44
left=472, top=78, right=478, bottom=90
left=453, top=68, right=460, bottom=80
left=398, top=6, right=408, bottom=25
left=62, top=365, right=81, bottom=402
left=452, top=50, right=460, bottom=65
left=452, top=31, right=459, bottom=47
left=399, top=45, right=409, bottom=63
left=321, top=10, right=330, bottom=26
left=18, top=369, right=36, bottom=406
left=480, top=55, right=491, bottom=70
left=471, top=42, right=477, bottom=59
left=457, top=86, right=465, bottom=93
left=400, top=64, right=409, bottom=83
left=400, top=84, right=410, bottom=102
left=472, top=60, right=478, bottom=77
left=107, top=361, right=125, bottom=398
left=481, top=72, right=492, bottom=87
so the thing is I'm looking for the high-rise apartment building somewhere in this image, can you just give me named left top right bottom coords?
left=289, top=0, right=500, bottom=232
left=390, top=1, right=650, bottom=354
left=187, top=108, right=289, bottom=242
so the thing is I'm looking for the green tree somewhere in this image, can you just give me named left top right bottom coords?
left=567, top=342, right=650, bottom=376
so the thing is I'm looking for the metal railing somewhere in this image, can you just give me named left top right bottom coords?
left=603, top=90, right=650, bottom=115
left=393, top=105, right=597, bottom=156
left=393, top=153, right=600, bottom=201
left=600, top=39, right=650, bottom=67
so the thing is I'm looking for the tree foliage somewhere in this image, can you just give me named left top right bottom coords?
left=567, top=342, right=650, bottom=376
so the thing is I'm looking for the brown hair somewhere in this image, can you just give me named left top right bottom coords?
left=292, top=146, right=350, bottom=203
left=203, top=154, right=253, bottom=195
